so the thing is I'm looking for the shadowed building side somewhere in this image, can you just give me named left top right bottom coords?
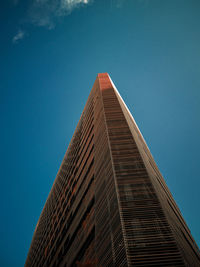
left=25, top=73, right=200, bottom=267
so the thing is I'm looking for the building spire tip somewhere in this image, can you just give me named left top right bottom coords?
left=98, top=72, right=109, bottom=77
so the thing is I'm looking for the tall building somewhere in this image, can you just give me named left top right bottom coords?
left=25, top=73, right=200, bottom=267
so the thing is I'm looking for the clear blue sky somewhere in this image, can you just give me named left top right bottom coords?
left=0, top=0, right=200, bottom=266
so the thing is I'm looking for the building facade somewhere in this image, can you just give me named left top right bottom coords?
left=25, top=73, right=200, bottom=266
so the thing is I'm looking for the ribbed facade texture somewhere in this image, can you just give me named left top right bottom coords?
left=25, top=73, right=200, bottom=267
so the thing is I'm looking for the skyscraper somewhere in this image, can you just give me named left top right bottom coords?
left=25, top=73, right=200, bottom=267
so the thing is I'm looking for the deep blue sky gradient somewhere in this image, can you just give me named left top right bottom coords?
left=0, top=0, right=200, bottom=266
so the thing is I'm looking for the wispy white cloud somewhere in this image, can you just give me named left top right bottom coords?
left=12, top=29, right=25, bottom=43
left=28, top=0, right=92, bottom=29
left=11, top=0, right=91, bottom=43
